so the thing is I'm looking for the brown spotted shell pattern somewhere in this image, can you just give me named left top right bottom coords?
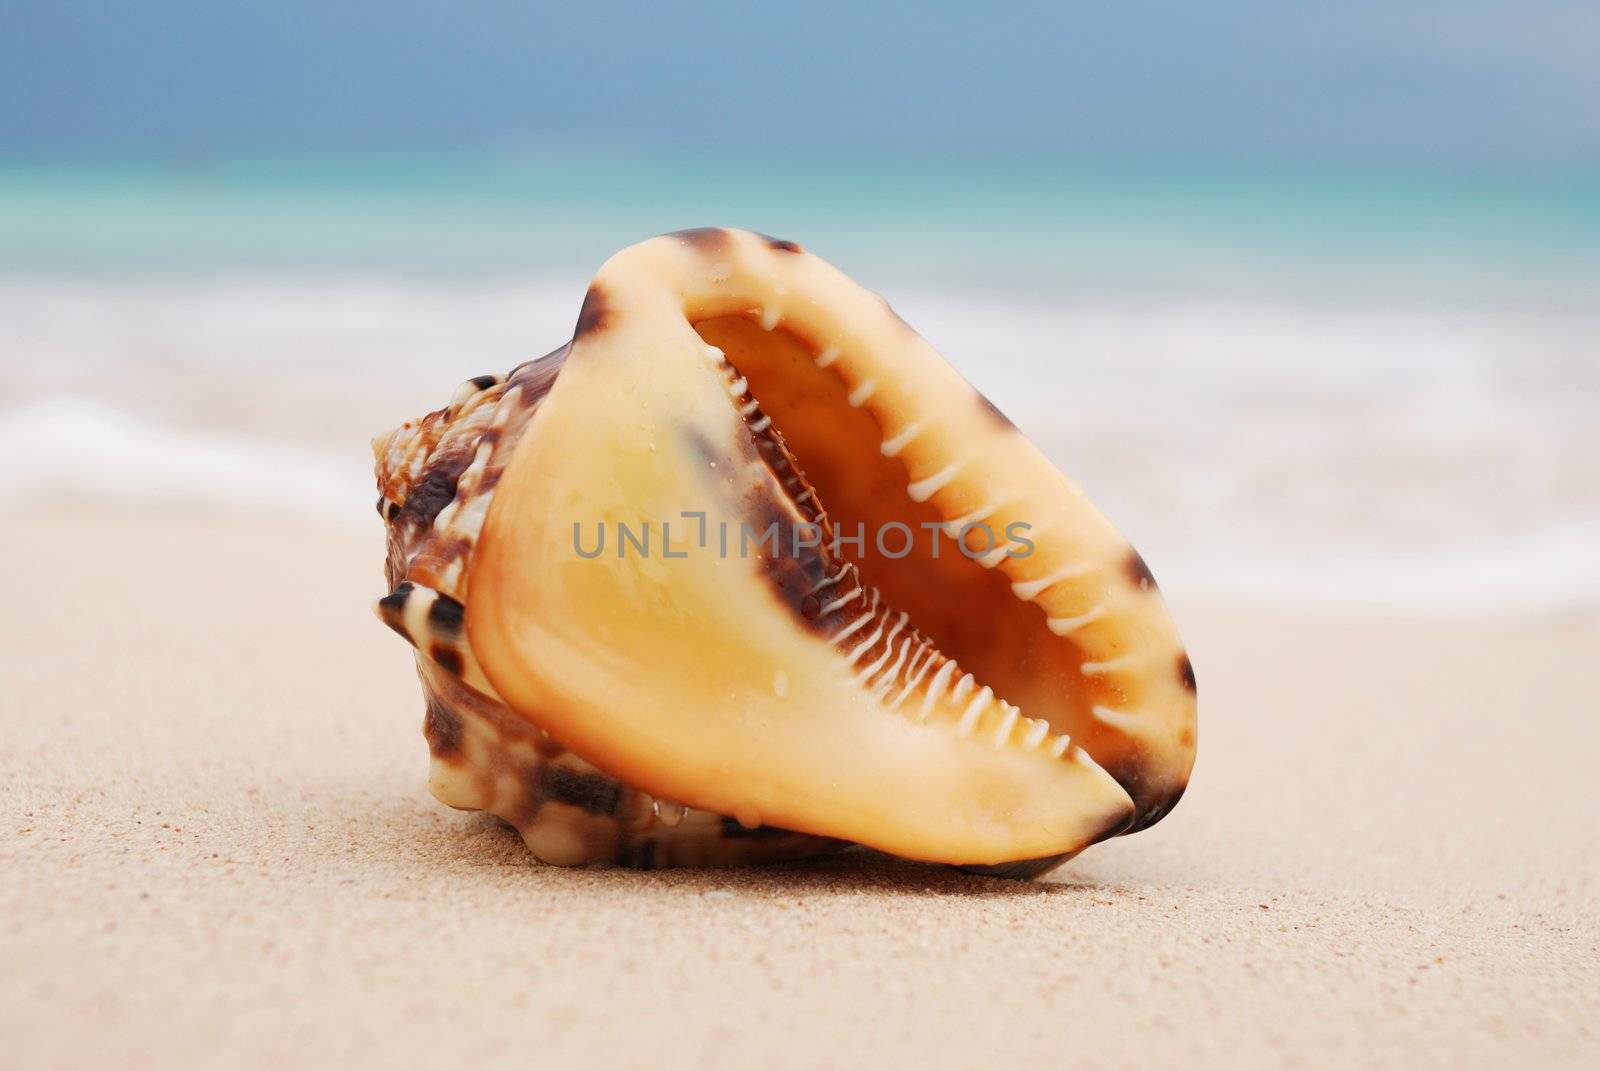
left=374, top=228, right=1196, bottom=876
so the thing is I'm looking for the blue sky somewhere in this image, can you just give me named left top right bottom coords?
left=2, top=2, right=1596, bottom=168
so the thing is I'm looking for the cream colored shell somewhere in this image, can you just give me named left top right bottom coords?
left=447, top=228, right=1196, bottom=870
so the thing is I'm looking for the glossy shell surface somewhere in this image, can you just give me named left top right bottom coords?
left=375, top=228, right=1196, bottom=875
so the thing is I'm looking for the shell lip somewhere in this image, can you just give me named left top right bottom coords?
left=363, top=230, right=1190, bottom=864
left=439, top=228, right=1196, bottom=865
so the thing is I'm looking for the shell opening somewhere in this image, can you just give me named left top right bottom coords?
left=693, top=313, right=1121, bottom=773
left=464, top=230, right=1192, bottom=862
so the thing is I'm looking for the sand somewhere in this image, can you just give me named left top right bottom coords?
left=4, top=512, right=1597, bottom=1070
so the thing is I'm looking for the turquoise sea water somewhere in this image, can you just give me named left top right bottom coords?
left=2, top=151, right=1597, bottom=613
left=3, top=152, right=1598, bottom=308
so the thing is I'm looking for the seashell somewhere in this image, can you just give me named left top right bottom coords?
left=374, top=228, right=1196, bottom=877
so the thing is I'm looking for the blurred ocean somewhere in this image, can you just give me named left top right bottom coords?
left=2, top=152, right=1597, bottom=615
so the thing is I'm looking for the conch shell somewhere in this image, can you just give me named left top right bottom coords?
left=374, top=228, right=1196, bottom=877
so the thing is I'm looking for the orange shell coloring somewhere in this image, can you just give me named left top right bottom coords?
left=373, top=228, right=1196, bottom=877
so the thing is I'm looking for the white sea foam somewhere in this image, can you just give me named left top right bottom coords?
left=0, top=395, right=372, bottom=528
left=1, top=276, right=1595, bottom=616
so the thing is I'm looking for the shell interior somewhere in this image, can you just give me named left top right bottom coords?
left=443, top=228, right=1197, bottom=869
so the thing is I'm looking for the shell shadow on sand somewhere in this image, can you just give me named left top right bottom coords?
left=316, top=785, right=1103, bottom=899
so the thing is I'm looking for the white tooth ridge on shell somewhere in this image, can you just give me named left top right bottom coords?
left=991, top=705, right=1020, bottom=749
left=818, top=585, right=864, bottom=619
left=941, top=504, right=994, bottom=536
left=828, top=593, right=879, bottom=644
left=844, top=618, right=888, bottom=665
left=807, top=564, right=851, bottom=595
left=918, top=661, right=958, bottom=722
left=907, top=462, right=961, bottom=503
left=1011, top=561, right=1098, bottom=601
left=854, top=613, right=907, bottom=684
left=956, top=686, right=993, bottom=738
left=977, top=542, right=1020, bottom=569
left=1090, top=705, right=1142, bottom=731
left=1047, top=605, right=1105, bottom=636
left=887, top=648, right=937, bottom=710
left=1081, top=654, right=1140, bottom=676
left=871, top=634, right=916, bottom=700
left=879, top=420, right=924, bottom=457
left=1022, top=718, right=1051, bottom=751
left=847, top=379, right=877, bottom=407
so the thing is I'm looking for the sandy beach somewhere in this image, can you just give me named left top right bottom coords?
left=4, top=510, right=1596, bottom=1069
left=7, top=4, right=1599, bottom=1066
